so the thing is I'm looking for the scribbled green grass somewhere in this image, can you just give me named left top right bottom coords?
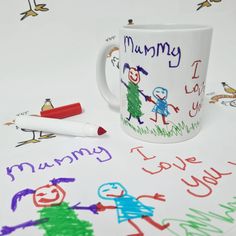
left=121, top=116, right=200, bottom=138
left=162, top=196, right=236, bottom=236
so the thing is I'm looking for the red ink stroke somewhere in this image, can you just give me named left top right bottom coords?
left=189, top=101, right=202, bottom=118
left=107, top=190, right=124, bottom=198
left=191, top=60, right=202, bottom=80
left=33, top=184, right=66, bottom=207
left=228, top=161, right=236, bottom=166
left=142, top=156, right=202, bottom=175
left=137, top=193, right=166, bottom=202
left=181, top=167, right=232, bottom=198
left=130, top=146, right=156, bottom=160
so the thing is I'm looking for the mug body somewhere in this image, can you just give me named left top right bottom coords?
left=119, top=24, right=212, bottom=143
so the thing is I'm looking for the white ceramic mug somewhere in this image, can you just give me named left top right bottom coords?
left=97, top=24, right=213, bottom=143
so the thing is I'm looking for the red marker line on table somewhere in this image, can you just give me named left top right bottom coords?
left=40, top=102, right=82, bottom=119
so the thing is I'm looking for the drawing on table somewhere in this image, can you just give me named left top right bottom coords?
left=121, top=63, right=150, bottom=125
left=3, top=99, right=56, bottom=147
left=6, top=145, right=113, bottom=182
left=0, top=178, right=97, bottom=236
left=162, top=196, right=236, bottom=236
left=147, top=87, right=179, bottom=125
left=197, top=0, right=222, bottom=11
left=130, top=146, right=234, bottom=198
left=20, top=0, right=49, bottom=21
left=209, top=82, right=236, bottom=107
left=97, top=182, right=170, bottom=235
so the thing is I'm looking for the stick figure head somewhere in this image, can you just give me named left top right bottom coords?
left=128, top=67, right=140, bottom=84
left=123, top=63, right=148, bottom=85
left=153, top=87, right=168, bottom=100
left=98, top=182, right=127, bottom=200
left=11, top=177, right=75, bottom=211
left=33, top=184, right=66, bottom=207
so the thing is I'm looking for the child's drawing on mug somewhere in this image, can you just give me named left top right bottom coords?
left=148, top=87, right=179, bottom=125
left=121, top=62, right=201, bottom=139
left=121, top=63, right=150, bottom=125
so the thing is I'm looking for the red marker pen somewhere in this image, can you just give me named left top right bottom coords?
left=40, top=102, right=82, bottom=119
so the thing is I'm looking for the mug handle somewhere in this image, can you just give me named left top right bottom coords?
left=96, top=42, right=120, bottom=109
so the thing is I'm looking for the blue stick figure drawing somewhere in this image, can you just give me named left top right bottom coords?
left=148, top=87, right=179, bottom=125
left=97, top=182, right=170, bottom=235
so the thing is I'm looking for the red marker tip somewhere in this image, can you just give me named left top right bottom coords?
left=97, top=127, right=107, bottom=136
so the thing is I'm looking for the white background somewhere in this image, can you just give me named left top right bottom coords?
left=0, top=1, right=236, bottom=235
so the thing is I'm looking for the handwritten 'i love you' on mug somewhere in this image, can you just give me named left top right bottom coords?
left=97, top=24, right=213, bottom=143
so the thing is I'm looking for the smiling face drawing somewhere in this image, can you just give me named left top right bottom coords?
left=33, top=184, right=66, bottom=207
left=128, top=68, right=140, bottom=84
left=153, top=87, right=168, bottom=100
left=98, top=182, right=127, bottom=200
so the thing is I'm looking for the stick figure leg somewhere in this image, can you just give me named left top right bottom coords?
left=150, top=113, right=157, bottom=122
left=142, top=216, right=170, bottom=230
left=20, top=0, right=38, bottom=21
left=127, top=220, right=144, bottom=236
left=162, top=115, right=169, bottom=125
left=33, top=0, right=49, bottom=11
left=127, top=113, right=132, bottom=121
left=137, top=117, right=144, bottom=125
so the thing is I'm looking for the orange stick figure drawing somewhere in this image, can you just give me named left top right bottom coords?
left=21, top=0, right=49, bottom=21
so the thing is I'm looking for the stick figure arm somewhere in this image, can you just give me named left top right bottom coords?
left=96, top=202, right=116, bottom=212
left=70, top=202, right=98, bottom=214
left=168, top=103, right=179, bottom=113
left=0, top=218, right=48, bottom=235
left=137, top=193, right=166, bottom=202
left=121, top=79, right=129, bottom=89
left=138, top=90, right=154, bottom=102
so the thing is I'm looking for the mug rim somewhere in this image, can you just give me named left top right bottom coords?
left=122, top=24, right=212, bottom=32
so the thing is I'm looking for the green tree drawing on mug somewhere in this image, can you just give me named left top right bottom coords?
left=121, top=63, right=150, bottom=125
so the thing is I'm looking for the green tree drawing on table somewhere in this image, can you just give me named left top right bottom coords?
left=38, top=202, right=94, bottom=236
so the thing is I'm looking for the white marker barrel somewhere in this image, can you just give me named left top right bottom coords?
left=15, top=116, right=106, bottom=137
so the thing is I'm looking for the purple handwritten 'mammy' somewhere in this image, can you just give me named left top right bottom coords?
left=124, top=35, right=181, bottom=68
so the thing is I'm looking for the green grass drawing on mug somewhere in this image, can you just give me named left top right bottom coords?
left=121, top=117, right=200, bottom=138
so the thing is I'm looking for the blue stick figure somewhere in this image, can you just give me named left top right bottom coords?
left=97, top=182, right=170, bottom=235
left=148, top=87, right=179, bottom=125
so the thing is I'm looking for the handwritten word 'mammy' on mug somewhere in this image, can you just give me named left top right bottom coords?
left=97, top=24, right=213, bottom=143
